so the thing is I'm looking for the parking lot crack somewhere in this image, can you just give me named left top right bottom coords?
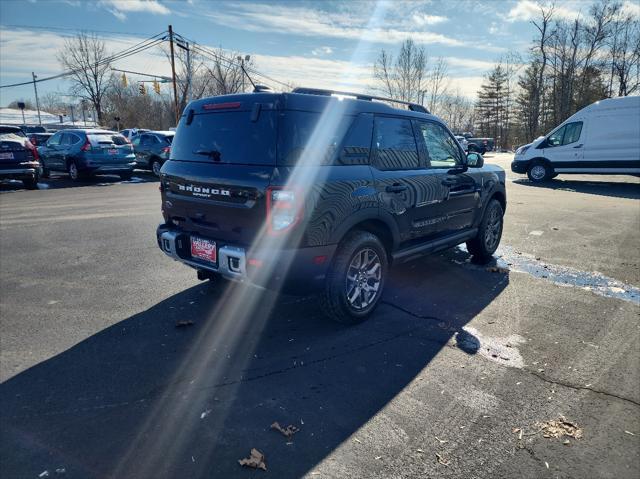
left=526, top=369, right=640, bottom=407
left=380, top=300, right=443, bottom=323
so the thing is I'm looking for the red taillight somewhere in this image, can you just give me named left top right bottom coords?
left=25, top=140, right=39, bottom=160
left=266, top=186, right=303, bottom=234
left=162, top=146, right=171, bottom=154
left=202, top=101, right=241, bottom=111
left=81, top=138, right=91, bottom=151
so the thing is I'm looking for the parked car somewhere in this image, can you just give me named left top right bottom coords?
left=132, top=131, right=174, bottom=176
left=512, top=96, right=640, bottom=182
left=120, top=128, right=149, bottom=141
left=20, top=125, right=47, bottom=134
left=0, top=126, right=40, bottom=189
left=455, top=135, right=469, bottom=152
left=38, top=129, right=136, bottom=181
left=466, top=137, right=494, bottom=154
left=156, top=87, right=506, bottom=324
left=28, top=132, right=54, bottom=147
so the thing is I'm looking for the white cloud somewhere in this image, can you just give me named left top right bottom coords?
left=312, top=46, right=333, bottom=56
left=621, top=0, right=640, bottom=18
left=203, top=3, right=466, bottom=48
left=505, top=0, right=582, bottom=23
left=412, top=13, right=448, bottom=26
left=99, top=0, right=170, bottom=20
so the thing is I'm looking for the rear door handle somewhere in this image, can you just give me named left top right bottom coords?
left=573, top=144, right=583, bottom=149
left=385, top=184, right=407, bottom=193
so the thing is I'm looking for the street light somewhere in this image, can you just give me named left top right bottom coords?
left=237, top=55, right=250, bottom=92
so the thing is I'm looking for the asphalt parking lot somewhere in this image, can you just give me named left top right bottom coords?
left=1, top=155, right=639, bottom=479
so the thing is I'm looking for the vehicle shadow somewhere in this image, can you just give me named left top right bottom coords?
left=0, top=170, right=158, bottom=193
left=0, top=249, right=508, bottom=479
left=512, top=177, right=640, bottom=200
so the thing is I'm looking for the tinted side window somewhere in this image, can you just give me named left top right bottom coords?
left=418, top=122, right=463, bottom=168
left=140, top=135, right=152, bottom=146
left=48, top=132, right=62, bottom=146
left=277, top=111, right=352, bottom=166
left=562, top=122, right=582, bottom=145
left=338, top=114, right=372, bottom=165
left=373, top=117, right=419, bottom=170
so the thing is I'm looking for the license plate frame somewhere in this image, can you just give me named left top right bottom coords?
left=108, top=148, right=118, bottom=155
left=0, top=152, right=15, bottom=160
left=190, top=236, right=217, bottom=264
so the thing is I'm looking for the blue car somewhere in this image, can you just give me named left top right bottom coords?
left=38, top=129, right=136, bottom=181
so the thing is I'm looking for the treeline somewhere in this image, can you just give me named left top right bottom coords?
left=476, top=0, right=639, bottom=149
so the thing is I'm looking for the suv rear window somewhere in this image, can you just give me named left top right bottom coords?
left=88, top=132, right=128, bottom=146
left=172, top=111, right=277, bottom=165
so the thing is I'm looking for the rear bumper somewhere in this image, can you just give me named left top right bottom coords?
left=0, top=165, right=38, bottom=180
left=156, top=224, right=336, bottom=294
left=82, top=162, right=136, bottom=174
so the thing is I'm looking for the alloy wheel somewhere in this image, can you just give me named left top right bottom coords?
left=345, top=248, right=382, bottom=310
left=484, top=205, right=502, bottom=251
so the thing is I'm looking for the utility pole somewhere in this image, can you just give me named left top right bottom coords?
left=69, top=104, right=75, bottom=125
left=81, top=100, right=87, bottom=126
left=32, top=72, right=42, bottom=126
left=168, top=25, right=179, bottom=126
left=185, top=42, right=191, bottom=103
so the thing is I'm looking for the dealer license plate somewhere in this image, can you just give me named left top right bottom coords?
left=191, top=236, right=217, bottom=264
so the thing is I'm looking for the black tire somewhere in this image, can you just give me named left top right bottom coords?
left=527, top=160, right=553, bottom=183
left=68, top=161, right=84, bottom=182
left=23, top=174, right=39, bottom=190
left=150, top=160, right=162, bottom=177
left=320, top=230, right=388, bottom=324
left=466, top=199, right=504, bottom=262
left=119, top=172, right=133, bottom=181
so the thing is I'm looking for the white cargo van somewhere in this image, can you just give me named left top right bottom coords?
left=511, top=96, right=640, bottom=182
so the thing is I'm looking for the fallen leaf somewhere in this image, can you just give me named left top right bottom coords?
left=435, top=453, right=450, bottom=466
left=375, top=456, right=382, bottom=460
left=238, top=448, right=267, bottom=471
left=271, top=421, right=300, bottom=439
left=537, top=416, right=583, bottom=440
left=175, top=320, right=194, bottom=328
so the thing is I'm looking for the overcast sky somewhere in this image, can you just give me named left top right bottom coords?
left=1, top=0, right=639, bottom=106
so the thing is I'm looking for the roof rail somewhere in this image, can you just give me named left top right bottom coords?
left=291, top=87, right=430, bottom=114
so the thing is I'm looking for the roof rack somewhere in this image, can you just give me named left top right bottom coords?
left=291, top=87, right=430, bottom=114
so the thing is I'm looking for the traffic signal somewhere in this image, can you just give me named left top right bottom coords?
left=139, top=83, right=146, bottom=95
left=121, top=73, right=128, bottom=87
left=153, top=80, right=161, bottom=95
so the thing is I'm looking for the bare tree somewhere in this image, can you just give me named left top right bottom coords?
left=424, top=57, right=449, bottom=113
left=530, top=4, right=555, bottom=137
left=58, top=32, right=112, bottom=124
left=374, top=39, right=428, bottom=103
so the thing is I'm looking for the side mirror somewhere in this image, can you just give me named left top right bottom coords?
left=467, top=152, right=484, bottom=168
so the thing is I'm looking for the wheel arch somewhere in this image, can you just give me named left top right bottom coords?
left=330, top=212, right=400, bottom=262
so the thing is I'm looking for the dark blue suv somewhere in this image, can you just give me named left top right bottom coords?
left=38, top=129, right=135, bottom=181
left=156, top=88, right=506, bottom=323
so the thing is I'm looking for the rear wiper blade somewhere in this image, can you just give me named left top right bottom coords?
left=194, top=149, right=222, bottom=161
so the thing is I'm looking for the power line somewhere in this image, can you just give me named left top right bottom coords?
left=0, top=31, right=167, bottom=89
left=174, top=32, right=291, bottom=90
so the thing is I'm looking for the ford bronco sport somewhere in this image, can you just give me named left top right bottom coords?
left=156, top=87, right=506, bottom=323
